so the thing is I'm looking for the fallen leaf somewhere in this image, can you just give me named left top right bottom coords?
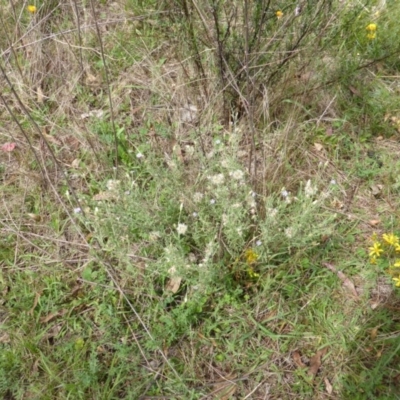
left=370, top=184, right=383, bottom=198
left=41, top=131, right=62, bottom=146
left=27, top=213, right=41, bottom=222
left=136, top=261, right=146, bottom=285
left=370, top=300, right=380, bottom=310
left=308, top=347, right=328, bottom=379
left=1, top=142, right=16, bottom=152
left=40, top=308, right=68, bottom=324
left=331, top=198, right=344, bottom=209
left=31, top=358, right=40, bottom=374
left=369, top=219, right=381, bottom=227
left=93, top=191, right=118, bottom=201
left=212, top=373, right=237, bottom=400
left=0, top=332, right=10, bottom=343
left=337, top=270, right=359, bottom=299
left=349, top=85, right=361, bottom=97
left=173, top=142, right=184, bottom=163
left=166, top=276, right=182, bottom=294
left=85, top=72, right=101, bottom=87
left=29, top=291, right=41, bottom=315
left=322, top=263, right=359, bottom=299
left=165, top=267, right=182, bottom=294
left=214, top=383, right=236, bottom=400
left=42, top=323, right=62, bottom=341
left=37, top=85, right=45, bottom=104
left=314, top=142, right=324, bottom=152
left=370, top=327, right=378, bottom=340
left=324, top=377, right=333, bottom=394
left=180, top=104, right=198, bottom=123
left=293, top=351, right=306, bottom=368
left=80, top=109, right=104, bottom=119
left=322, top=262, right=336, bottom=273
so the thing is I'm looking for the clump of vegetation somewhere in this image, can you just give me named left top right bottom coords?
left=1, top=0, right=400, bottom=398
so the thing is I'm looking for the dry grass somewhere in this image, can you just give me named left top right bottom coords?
left=1, top=0, right=400, bottom=399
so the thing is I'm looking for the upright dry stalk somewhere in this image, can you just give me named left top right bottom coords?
left=243, top=0, right=257, bottom=180
left=89, top=0, right=118, bottom=170
left=71, top=0, right=84, bottom=72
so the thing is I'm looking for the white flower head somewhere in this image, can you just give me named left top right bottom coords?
left=220, top=159, right=230, bottom=169
left=247, top=198, right=257, bottom=209
left=305, top=179, right=317, bottom=198
left=177, top=223, right=188, bottom=235
left=285, top=227, right=295, bottom=239
left=330, top=179, right=336, bottom=185
left=230, top=169, right=244, bottom=181
left=208, top=173, right=225, bottom=185
left=281, top=189, right=289, bottom=198
left=136, top=152, right=144, bottom=159
left=149, top=231, right=161, bottom=242
left=202, top=240, right=215, bottom=265
left=267, top=208, right=278, bottom=218
left=73, top=207, right=82, bottom=214
left=210, top=199, right=216, bottom=205
left=106, top=179, right=120, bottom=191
left=193, top=192, right=204, bottom=203
left=185, top=145, right=195, bottom=156
left=256, top=240, right=262, bottom=246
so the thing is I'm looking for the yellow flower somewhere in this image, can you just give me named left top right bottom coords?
left=247, top=267, right=259, bottom=278
left=394, top=260, right=400, bottom=268
left=27, top=5, right=37, bottom=13
left=276, top=10, right=283, bottom=19
left=245, top=249, right=258, bottom=265
left=393, top=277, right=400, bottom=287
left=366, top=23, right=377, bottom=32
left=395, top=243, right=400, bottom=252
left=367, top=32, right=376, bottom=40
left=370, top=256, right=377, bottom=265
left=369, top=242, right=383, bottom=258
left=382, top=233, right=399, bottom=246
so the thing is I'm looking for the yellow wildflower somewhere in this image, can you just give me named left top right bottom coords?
left=370, top=256, right=377, bottom=265
left=394, top=260, right=400, bottom=268
left=395, top=243, right=400, bottom=252
left=366, top=23, right=377, bottom=40
left=393, top=277, right=400, bottom=287
left=276, top=10, right=283, bottom=19
left=382, top=233, right=399, bottom=246
left=27, top=5, right=37, bottom=13
left=245, top=249, right=258, bottom=265
left=247, top=267, right=260, bottom=278
left=369, top=242, right=383, bottom=258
